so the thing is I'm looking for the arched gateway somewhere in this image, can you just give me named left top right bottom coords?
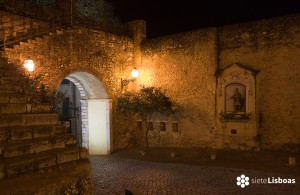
left=61, top=72, right=112, bottom=155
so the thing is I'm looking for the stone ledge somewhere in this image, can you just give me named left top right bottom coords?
left=0, top=113, right=59, bottom=127
left=1, top=147, right=87, bottom=180
left=0, top=124, right=67, bottom=142
left=0, top=160, right=91, bottom=195
left=1, top=134, right=77, bottom=158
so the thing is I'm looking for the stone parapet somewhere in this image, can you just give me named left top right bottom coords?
left=0, top=113, right=59, bottom=127
left=0, top=160, right=91, bottom=194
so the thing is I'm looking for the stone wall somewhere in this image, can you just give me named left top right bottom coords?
left=2, top=10, right=299, bottom=151
left=13, top=27, right=134, bottom=94
left=140, top=28, right=218, bottom=148
left=2, top=14, right=136, bottom=151
left=43, top=28, right=135, bottom=150
left=218, top=14, right=300, bottom=150
left=140, top=13, right=300, bottom=150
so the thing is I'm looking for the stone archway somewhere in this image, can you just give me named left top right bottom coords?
left=62, top=72, right=111, bottom=155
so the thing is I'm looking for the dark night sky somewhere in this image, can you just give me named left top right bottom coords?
left=110, top=0, right=300, bottom=38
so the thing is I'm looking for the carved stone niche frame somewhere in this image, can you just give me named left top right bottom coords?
left=215, top=63, right=259, bottom=122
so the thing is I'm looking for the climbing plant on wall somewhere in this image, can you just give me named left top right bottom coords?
left=18, top=69, right=66, bottom=114
left=116, top=86, right=174, bottom=151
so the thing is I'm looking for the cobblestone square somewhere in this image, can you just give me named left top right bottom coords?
left=90, top=154, right=300, bottom=195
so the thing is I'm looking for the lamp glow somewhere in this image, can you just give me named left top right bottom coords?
left=24, top=60, right=34, bottom=72
left=131, top=68, right=139, bottom=78
left=121, top=68, right=139, bottom=89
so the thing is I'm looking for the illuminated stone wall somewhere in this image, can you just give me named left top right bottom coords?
left=140, top=14, right=300, bottom=150
left=140, top=28, right=218, bottom=148
left=2, top=15, right=138, bottom=150
left=2, top=10, right=299, bottom=151
left=218, top=14, right=300, bottom=150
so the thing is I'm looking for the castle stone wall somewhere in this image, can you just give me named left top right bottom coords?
left=141, top=28, right=218, bottom=147
left=218, top=14, right=300, bottom=150
left=2, top=10, right=299, bottom=151
left=140, top=14, right=300, bottom=150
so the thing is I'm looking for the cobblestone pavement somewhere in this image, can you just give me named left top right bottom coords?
left=89, top=156, right=300, bottom=195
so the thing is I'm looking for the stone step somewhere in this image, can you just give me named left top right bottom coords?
left=15, top=45, right=26, bottom=52
left=0, top=134, right=77, bottom=159
left=0, top=69, right=20, bottom=77
left=0, top=159, right=91, bottom=194
left=3, top=48, right=15, bottom=56
left=30, top=103, right=51, bottom=113
left=0, top=113, right=59, bottom=128
left=0, top=147, right=89, bottom=180
left=4, top=54, right=20, bottom=62
left=0, top=102, right=50, bottom=114
left=42, top=35, right=50, bottom=39
left=0, top=76, right=24, bottom=86
left=0, top=87, right=24, bottom=94
left=0, top=84, right=36, bottom=95
left=0, top=124, right=68, bottom=143
left=1, top=152, right=56, bottom=179
left=13, top=45, right=20, bottom=49
left=0, top=103, right=27, bottom=114
left=35, top=37, right=43, bottom=42
left=56, top=29, right=63, bottom=35
left=19, top=42, right=29, bottom=46
left=0, top=58, right=8, bottom=65
left=0, top=93, right=31, bottom=104
left=27, top=39, right=37, bottom=44
left=0, top=62, right=18, bottom=70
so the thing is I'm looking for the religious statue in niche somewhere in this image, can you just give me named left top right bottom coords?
left=225, top=83, right=246, bottom=113
left=231, top=88, right=243, bottom=112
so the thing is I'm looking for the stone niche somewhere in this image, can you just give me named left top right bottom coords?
left=215, top=63, right=259, bottom=150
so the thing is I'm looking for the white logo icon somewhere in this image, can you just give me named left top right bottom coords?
left=237, top=174, right=250, bottom=188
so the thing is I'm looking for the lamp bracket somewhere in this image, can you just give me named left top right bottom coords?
left=121, top=78, right=135, bottom=89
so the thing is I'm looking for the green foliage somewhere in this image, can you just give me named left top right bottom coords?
left=116, top=86, right=173, bottom=119
left=22, top=74, right=66, bottom=113
left=38, top=84, right=66, bottom=114
left=14, top=61, right=66, bottom=114
left=116, top=86, right=174, bottom=151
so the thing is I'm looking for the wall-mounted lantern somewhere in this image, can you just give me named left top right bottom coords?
left=121, top=68, right=139, bottom=89
left=23, top=59, right=35, bottom=72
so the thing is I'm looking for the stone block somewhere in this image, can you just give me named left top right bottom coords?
left=0, top=114, right=59, bottom=128
left=30, top=139, right=52, bottom=154
left=33, top=126, right=55, bottom=138
left=0, top=163, right=6, bottom=179
left=79, top=148, right=89, bottom=159
left=31, top=104, right=51, bottom=113
left=6, top=154, right=57, bottom=178
left=51, top=136, right=66, bottom=149
left=4, top=143, right=31, bottom=158
left=54, top=125, right=67, bottom=134
left=37, top=155, right=57, bottom=169
left=0, top=94, right=9, bottom=103
left=0, top=159, right=91, bottom=194
left=56, top=148, right=79, bottom=164
left=0, top=104, right=27, bottom=114
left=4, top=70, right=19, bottom=77
left=0, top=129, right=9, bottom=142
left=64, top=135, right=77, bottom=146
left=1, top=77, right=22, bottom=86
left=9, top=94, right=27, bottom=103
left=11, top=128, right=32, bottom=141
left=0, top=85, right=23, bottom=94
